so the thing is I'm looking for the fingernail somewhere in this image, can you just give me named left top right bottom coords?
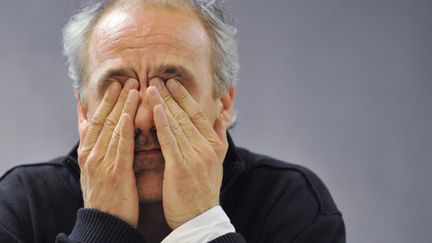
left=149, top=87, right=158, bottom=97
left=167, top=79, right=178, bottom=91
left=149, top=78, right=163, bottom=90
left=154, top=104, right=164, bottom=116
left=128, top=89, right=138, bottom=101
left=125, top=78, right=138, bottom=90
left=111, top=82, right=121, bottom=92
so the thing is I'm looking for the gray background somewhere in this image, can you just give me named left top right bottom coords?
left=0, top=0, right=431, bottom=242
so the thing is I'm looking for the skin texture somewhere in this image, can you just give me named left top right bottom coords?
left=76, top=3, right=235, bottom=241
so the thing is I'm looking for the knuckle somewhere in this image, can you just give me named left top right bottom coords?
left=77, top=146, right=87, bottom=157
left=170, top=123, right=183, bottom=136
left=103, top=116, right=117, bottom=130
left=189, top=107, right=205, bottom=121
left=104, top=89, right=118, bottom=105
left=160, top=118, right=171, bottom=129
left=214, top=141, right=225, bottom=152
left=112, top=126, right=122, bottom=140
left=77, top=148, right=90, bottom=167
left=162, top=94, right=174, bottom=104
left=77, top=155, right=86, bottom=168
left=118, top=92, right=128, bottom=103
left=173, top=109, right=189, bottom=123
left=84, top=154, right=98, bottom=173
left=214, top=146, right=224, bottom=156
left=178, top=91, right=189, bottom=103
left=119, top=126, right=130, bottom=140
left=89, top=115, right=104, bottom=128
left=208, top=138, right=224, bottom=154
left=215, top=142, right=226, bottom=156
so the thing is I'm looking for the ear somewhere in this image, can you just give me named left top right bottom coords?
left=218, top=85, right=236, bottom=129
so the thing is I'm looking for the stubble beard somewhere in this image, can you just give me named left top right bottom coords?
left=134, top=127, right=165, bottom=203
left=134, top=157, right=165, bottom=203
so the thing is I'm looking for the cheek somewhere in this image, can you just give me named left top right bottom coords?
left=201, top=96, right=220, bottom=125
left=189, top=84, right=219, bottom=124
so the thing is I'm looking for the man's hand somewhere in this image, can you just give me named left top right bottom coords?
left=77, top=79, right=140, bottom=228
left=147, top=78, right=229, bottom=229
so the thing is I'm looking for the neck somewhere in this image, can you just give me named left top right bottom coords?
left=137, top=202, right=172, bottom=243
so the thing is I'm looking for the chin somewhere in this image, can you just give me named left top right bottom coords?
left=134, top=153, right=165, bottom=203
left=135, top=169, right=164, bottom=204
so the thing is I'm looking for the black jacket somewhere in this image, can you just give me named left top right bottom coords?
left=0, top=136, right=345, bottom=242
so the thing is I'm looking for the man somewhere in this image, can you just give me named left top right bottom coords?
left=0, top=0, right=345, bottom=242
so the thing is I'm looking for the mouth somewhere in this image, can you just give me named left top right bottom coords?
left=134, top=148, right=162, bottom=155
left=133, top=148, right=164, bottom=171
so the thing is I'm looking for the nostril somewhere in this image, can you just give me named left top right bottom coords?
left=134, top=128, right=141, bottom=137
left=150, top=126, right=157, bottom=136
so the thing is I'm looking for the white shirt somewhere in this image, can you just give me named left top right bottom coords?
left=162, top=206, right=236, bottom=243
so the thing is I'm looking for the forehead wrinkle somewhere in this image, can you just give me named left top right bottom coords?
left=92, top=32, right=202, bottom=69
left=98, top=33, right=202, bottom=57
left=92, top=6, right=210, bottom=54
left=87, top=3, right=212, bottom=93
left=97, top=28, right=138, bottom=49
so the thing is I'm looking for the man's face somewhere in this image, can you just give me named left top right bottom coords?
left=80, top=4, right=223, bottom=203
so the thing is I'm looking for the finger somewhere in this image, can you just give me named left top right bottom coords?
left=149, top=79, right=207, bottom=144
left=165, top=79, right=221, bottom=147
left=147, top=86, right=195, bottom=157
left=104, top=116, right=122, bottom=168
left=121, top=89, right=140, bottom=117
left=153, top=104, right=183, bottom=165
left=77, top=120, right=89, bottom=167
left=92, top=79, right=138, bottom=154
left=104, top=90, right=139, bottom=168
left=80, top=82, right=121, bottom=154
left=115, top=113, right=135, bottom=171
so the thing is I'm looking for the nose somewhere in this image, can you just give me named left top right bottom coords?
left=134, top=86, right=154, bottom=133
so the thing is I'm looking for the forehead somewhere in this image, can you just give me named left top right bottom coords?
left=87, top=3, right=211, bottom=86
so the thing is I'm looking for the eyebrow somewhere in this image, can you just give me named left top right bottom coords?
left=97, top=67, right=136, bottom=87
left=150, top=64, right=194, bottom=82
left=96, top=64, right=195, bottom=88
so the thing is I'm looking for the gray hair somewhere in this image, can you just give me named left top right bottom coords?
left=63, top=0, right=239, bottom=104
